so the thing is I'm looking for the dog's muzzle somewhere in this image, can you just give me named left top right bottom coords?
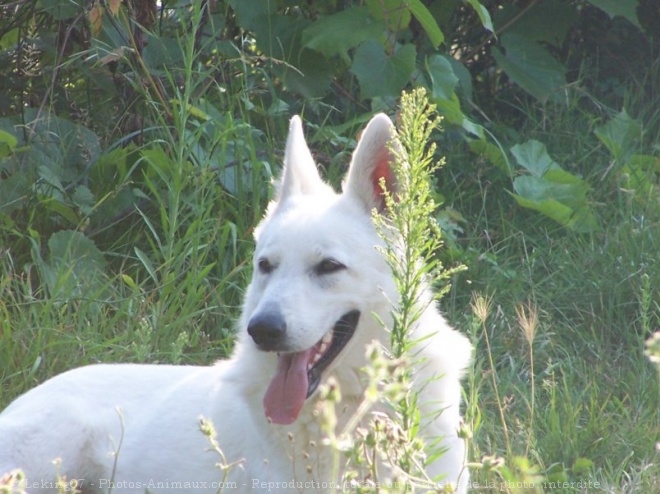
left=248, top=309, right=361, bottom=425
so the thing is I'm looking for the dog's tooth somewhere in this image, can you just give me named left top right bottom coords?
left=322, top=331, right=332, bottom=345
left=319, top=342, right=327, bottom=354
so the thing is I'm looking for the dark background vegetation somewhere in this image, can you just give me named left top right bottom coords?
left=1, top=0, right=658, bottom=491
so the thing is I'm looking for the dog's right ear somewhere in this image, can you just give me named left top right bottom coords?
left=275, top=116, right=329, bottom=204
left=342, top=113, right=400, bottom=213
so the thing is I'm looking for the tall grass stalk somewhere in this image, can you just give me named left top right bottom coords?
left=515, top=301, right=538, bottom=458
left=470, top=292, right=511, bottom=457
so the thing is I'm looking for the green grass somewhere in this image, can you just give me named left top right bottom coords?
left=443, top=85, right=659, bottom=492
left=1, top=4, right=659, bottom=493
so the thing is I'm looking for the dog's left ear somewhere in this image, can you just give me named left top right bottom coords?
left=276, top=116, right=330, bottom=204
left=342, top=113, right=399, bottom=213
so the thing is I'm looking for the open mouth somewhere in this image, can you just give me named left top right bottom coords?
left=262, top=310, right=360, bottom=425
left=306, top=309, right=361, bottom=398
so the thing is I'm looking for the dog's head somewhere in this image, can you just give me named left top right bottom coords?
left=240, top=114, right=400, bottom=425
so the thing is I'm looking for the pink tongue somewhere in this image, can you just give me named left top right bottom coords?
left=263, top=349, right=313, bottom=425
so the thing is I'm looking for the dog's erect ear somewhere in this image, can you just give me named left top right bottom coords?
left=342, top=113, right=399, bottom=212
left=276, top=116, right=328, bottom=203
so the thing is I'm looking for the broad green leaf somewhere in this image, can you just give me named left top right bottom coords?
left=72, top=185, right=96, bottom=215
left=586, top=0, right=641, bottom=28
left=466, top=0, right=494, bottom=32
left=366, top=0, right=411, bottom=33
left=229, top=0, right=275, bottom=32
left=48, top=230, right=105, bottom=269
left=43, top=230, right=107, bottom=298
left=513, top=175, right=588, bottom=210
left=351, top=42, right=416, bottom=99
left=0, top=130, right=17, bottom=158
left=37, top=164, right=66, bottom=193
left=143, top=34, right=185, bottom=70
left=426, top=55, right=458, bottom=101
left=505, top=0, right=577, bottom=46
left=433, top=91, right=484, bottom=137
left=0, top=28, right=19, bottom=50
left=544, top=167, right=586, bottom=186
left=302, top=7, right=385, bottom=61
left=460, top=117, right=485, bottom=139
left=433, top=92, right=462, bottom=124
left=594, top=109, right=642, bottom=163
left=408, top=0, right=444, bottom=47
left=511, top=192, right=574, bottom=225
left=510, top=140, right=560, bottom=177
left=42, top=198, right=79, bottom=225
left=493, top=33, right=567, bottom=103
left=37, top=0, right=84, bottom=20
left=0, top=174, right=31, bottom=213
left=447, top=55, right=474, bottom=102
left=511, top=194, right=597, bottom=232
left=281, top=47, right=335, bottom=99
left=26, top=114, right=101, bottom=179
left=510, top=141, right=596, bottom=231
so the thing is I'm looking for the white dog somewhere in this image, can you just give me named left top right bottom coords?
left=0, top=114, right=472, bottom=493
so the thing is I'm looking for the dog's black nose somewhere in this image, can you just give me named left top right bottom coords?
left=247, top=310, right=287, bottom=351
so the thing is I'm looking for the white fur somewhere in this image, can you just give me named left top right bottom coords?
left=0, top=114, right=472, bottom=493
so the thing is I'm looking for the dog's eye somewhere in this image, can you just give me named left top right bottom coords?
left=257, top=258, right=274, bottom=274
left=315, top=258, right=346, bottom=275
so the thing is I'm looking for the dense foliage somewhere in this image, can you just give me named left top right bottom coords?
left=1, top=0, right=658, bottom=492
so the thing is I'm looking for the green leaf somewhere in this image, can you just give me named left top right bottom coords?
left=351, top=41, right=416, bottom=99
left=594, top=109, right=642, bottom=163
left=366, top=0, right=411, bottom=33
left=0, top=130, right=17, bottom=158
left=433, top=92, right=484, bottom=137
left=513, top=175, right=589, bottom=212
left=408, top=0, right=444, bottom=47
left=37, top=164, right=66, bottom=193
left=135, top=247, right=159, bottom=285
left=510, top=140, right=597, bottom=231
left=0, top=27, right=19, bottom=50
left=42, top=199, right=80, bottom=225
left=493, top=33, right=567, bottom=103
left=510, top=140, right=560, bottom=177
left=446, top=56, right=474, bottom=102
left=37, top=0, right=84, bottom=20
left=0, top=174, right=31, bottom=213
left=572, top=457, right=595, bottom=474
left=426, top=55, right=458, bottom=101
left=302, top=7, right=385, bottom=61
left=586, top=0, right=641, bottom=28
left=511, top=193, right=571, bottom=226
left=229, top=0, right=275, bottom=32
left=281, top=48, right=335, bottom=99
left=511, top=186, right=597, bottom=233
left=42, top=230, right=107, bottom=298
left=506, top=0, right=577, bottom=46
left=72, top=185, right=96, bottom=215
left=466, top=0, right=494, bottom=32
